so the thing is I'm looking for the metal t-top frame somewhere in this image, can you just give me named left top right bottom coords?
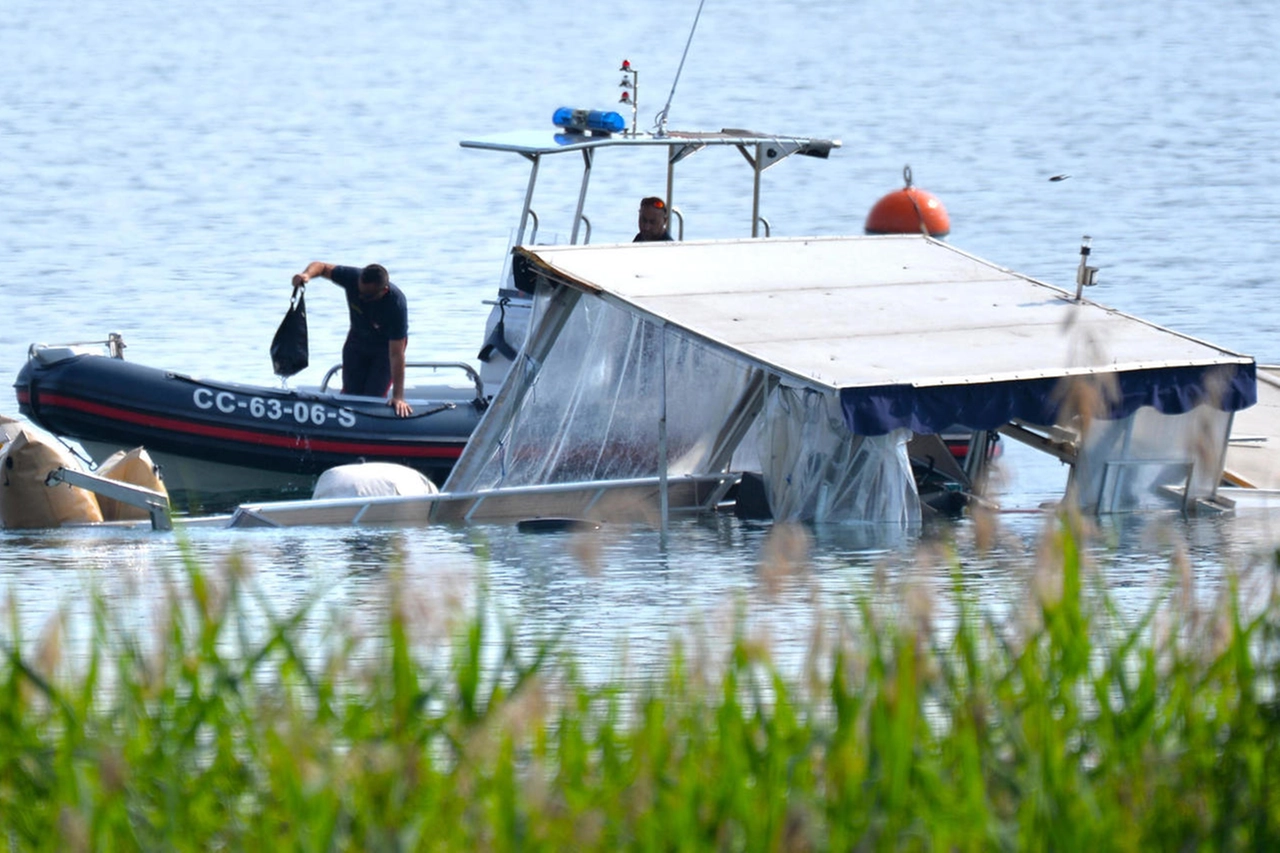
left=460, top=128, right=840, bottom=245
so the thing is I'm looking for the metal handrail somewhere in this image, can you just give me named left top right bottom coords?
left=28, top=331, right=127, bottom=361
left=320, top=361, right=485, bottom=400
left=46, top=467, right=171, bottom=531
left=671, top=206, right=685, bottom=240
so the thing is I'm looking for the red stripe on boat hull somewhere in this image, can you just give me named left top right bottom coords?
left=29, top=392, right=463, bottom=460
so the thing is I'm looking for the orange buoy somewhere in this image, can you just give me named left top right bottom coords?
left=864, top=166, right=950, bottom=238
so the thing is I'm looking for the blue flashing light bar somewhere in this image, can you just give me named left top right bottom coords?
left=552, top=107, right=626, bottom=135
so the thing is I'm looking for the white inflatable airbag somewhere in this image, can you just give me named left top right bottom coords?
left=311, top=462, right=440, bottom=499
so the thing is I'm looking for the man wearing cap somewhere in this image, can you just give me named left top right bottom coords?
left=634, top=196, right=675, bottom=242
left=291, top=261, right=413, bottom=417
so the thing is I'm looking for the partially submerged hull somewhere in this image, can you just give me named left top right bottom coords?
left=15, top=349, right=484, bottom=510
left=454, top=236, right=1253, bottom=523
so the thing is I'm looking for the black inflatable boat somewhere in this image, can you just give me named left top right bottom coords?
left=14, top=336, right=487, bottom=510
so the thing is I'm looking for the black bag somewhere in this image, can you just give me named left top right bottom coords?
left=270, top=287, right=309, bottom=378
left=477, top=297, right=517, bottom=363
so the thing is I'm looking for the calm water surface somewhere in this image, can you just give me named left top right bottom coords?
left=3, top=0, right=1280, bottom=666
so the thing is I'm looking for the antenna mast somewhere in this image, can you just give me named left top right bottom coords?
left=654, top=0, right=707, bottom=138
left=619, top=60, right=638, bottom=136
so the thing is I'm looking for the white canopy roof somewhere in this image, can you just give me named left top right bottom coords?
left=516, top=234, right=1251, bottom=391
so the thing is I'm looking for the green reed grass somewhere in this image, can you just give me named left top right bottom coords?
left=2, top=516, right=1279, bottom=851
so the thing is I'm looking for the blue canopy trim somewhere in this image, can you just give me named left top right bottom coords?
left=839, top=362, right=1257, bottom=436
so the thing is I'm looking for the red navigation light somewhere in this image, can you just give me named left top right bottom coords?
left=620, top=59, right=631, bottom=71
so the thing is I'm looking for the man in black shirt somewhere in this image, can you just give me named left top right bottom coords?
left=634, top=196, right=674, bottom=242
left=291, top=261, right=413, bottom=417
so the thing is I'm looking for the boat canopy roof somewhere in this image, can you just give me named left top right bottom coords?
left=459, top=128, right=840, bottom=160
left=513, top=234, right=1256, bottom=436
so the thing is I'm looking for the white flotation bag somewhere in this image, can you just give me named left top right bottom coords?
left=311, top=462, right=441, bottom=499
left=95, top=446, right=169, bottom=522
left=0, top=423, right=104, bottom=529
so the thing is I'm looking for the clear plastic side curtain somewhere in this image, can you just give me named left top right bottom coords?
left=757, top=385, right=920, bottom=525
left=450, top=289, right=922, bottom=525
left=1072, top=404, right=1231, bottom=512
left=449, top=291, right=757, bottom=491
